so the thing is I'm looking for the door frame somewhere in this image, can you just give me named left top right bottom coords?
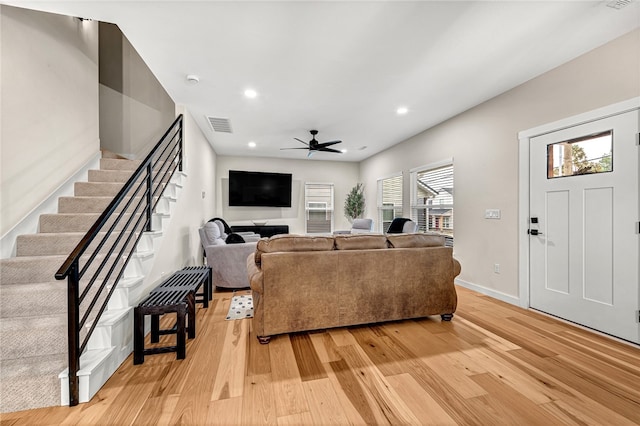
left=517, top=97, right=639, bottom=309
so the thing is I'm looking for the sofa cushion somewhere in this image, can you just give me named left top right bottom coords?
left=334, top=234, right=388, bottom=250
left=254, top=234, right=334, bottom=264
left=386, top=233, right=445, bottom=248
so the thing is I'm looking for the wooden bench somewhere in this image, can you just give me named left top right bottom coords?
left=133, top=266, right=211, bottom=364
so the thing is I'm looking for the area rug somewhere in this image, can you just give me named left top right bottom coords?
left=226, top=293, right=254, bottom=320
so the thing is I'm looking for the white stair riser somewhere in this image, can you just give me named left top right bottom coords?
left=86, top=309, right=132, bottom=351
left=107, top=277, right=144, bottom=310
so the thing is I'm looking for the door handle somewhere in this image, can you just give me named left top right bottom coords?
left=528, top=229, right=543, bottom=236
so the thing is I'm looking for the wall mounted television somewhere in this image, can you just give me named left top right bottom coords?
left=228, top=170, right=292, bottom=207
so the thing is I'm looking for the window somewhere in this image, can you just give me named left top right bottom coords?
left=547, top=130, right=612, bottom=179
left=410, top=161, right=454, bottom=243
left=377, top=173, right=403, bottom=232
left=305, top=183, right=334, bottom=234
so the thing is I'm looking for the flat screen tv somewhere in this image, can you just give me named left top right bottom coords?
left=228, top=170, right=292, bottom=207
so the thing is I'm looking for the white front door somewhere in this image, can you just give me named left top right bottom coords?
left=529, top=108, right=639, bottom=344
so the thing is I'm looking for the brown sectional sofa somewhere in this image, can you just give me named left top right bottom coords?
left=246, top=233, right=461, bottom=343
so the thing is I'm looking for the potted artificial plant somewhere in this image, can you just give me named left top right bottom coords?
left=344, top=183, right=365, bottom=222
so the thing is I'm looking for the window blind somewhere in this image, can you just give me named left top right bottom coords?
left=305, top=183, right=334, bottom=234
left=377, top=174, right=403, bottom=232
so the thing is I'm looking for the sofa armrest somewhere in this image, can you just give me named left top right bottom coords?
left=453, top=257, right=461, bottom=278
left=246, top=254, right=263, bottom=294
left=204, top=242, right=257, bottom=288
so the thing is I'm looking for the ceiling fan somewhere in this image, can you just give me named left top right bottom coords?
left=281, top=130, right=343, bottom=157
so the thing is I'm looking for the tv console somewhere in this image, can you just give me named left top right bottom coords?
left=231, top=225, right=289, bottom=238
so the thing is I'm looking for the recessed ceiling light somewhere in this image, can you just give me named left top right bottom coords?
left=396, top=106, right=408, bottom=115
left=244, top=89, right=257, bottom=99
left=248, top=141, right=256, bottom=148
left=340, top=149, right=347, bottom=153
left=186, top=74, right=200, bottom=84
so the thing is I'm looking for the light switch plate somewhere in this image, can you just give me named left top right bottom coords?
left=485, top=209, right=501, bottom=219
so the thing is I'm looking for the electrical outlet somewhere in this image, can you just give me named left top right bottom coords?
left=494, top=263, right=500, bottom=274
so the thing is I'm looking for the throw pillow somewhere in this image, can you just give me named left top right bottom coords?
left=213, top=220, right=228, bottom=240
left=225, top=233, right=246, bottom=244
left=203, top=222, right=222, bottom=245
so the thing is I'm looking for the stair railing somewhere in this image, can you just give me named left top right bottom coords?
left=55, top=114, right=183, bottom=406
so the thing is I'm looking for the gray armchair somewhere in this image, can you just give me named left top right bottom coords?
left=199, top=222, right=258, bottom=289
left=333, top=218, right=375, bottom=234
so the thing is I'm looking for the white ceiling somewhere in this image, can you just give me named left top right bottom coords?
left=6, top=1, right=640, bottom=162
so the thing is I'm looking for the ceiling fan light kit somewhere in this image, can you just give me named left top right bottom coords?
left=281, top=130, right=343, bottom=158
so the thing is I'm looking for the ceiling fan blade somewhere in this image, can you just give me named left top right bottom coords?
left=318, top=147, right=343, bottom=154
left=294, top=138, right=309, bottom=147
left=280, top=147, right=310, bottom=150
left=316, top=140, right=342, bottom=148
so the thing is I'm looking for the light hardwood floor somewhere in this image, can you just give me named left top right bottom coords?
left=2, top=286, right=639, bottom=425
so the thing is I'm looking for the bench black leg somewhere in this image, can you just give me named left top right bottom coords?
left=151, top=314, right=160, bottom=343
left=187, top=294, right=196, bottom=339
left=176, top=304, right=187, bottom=360
left=133, top=307, right=145, bottom=365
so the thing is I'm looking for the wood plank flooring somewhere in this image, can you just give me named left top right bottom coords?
left=2, top=286, right=639, bottom=425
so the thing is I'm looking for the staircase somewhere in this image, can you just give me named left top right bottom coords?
left=0, top=153, right=183, bottom=413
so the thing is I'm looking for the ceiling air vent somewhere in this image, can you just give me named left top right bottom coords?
left=207, top=116, right=233, bottom=133
left=607, top=0, right=632, bottom=9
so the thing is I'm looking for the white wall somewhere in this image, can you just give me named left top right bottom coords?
left=0, top=5, right=100, bottom=237
left=216, top=156, right=360, bottom=234
left=144, top=107, right=218, bottom=282
left=98, top=22, right=175, bottom=159
left=359, top=28, right=640, bottom=299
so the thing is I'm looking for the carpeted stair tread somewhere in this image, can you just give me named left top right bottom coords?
left=39, top=212, right=139, bottom=233
left=1, top=255, right=68, bottom=285
left=74, top=182, right=125, bottom=197
left=100, top=158, right=142, bottom=170
left=1, top=314, right=67, bottom=359
left=0, top=254, right=121, bottom=285
left=0, top=353, right=65, bottom=413
left=88, top=169, right=137, bottom=183
left=16, top=232, right=85, bottom=256
left=0, top=281, right=66, bottom=318
left=16, top=232, right=129, bottom=256
left=58, top=196, right=116, bottom=214
left=58, top=195, right=152, bottom=214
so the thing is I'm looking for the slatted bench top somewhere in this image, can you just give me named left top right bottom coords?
left=151, top=266, right=211, bottom=307
left=153, top=271, right=206, bottom=292
left=139, top=288, right=192, bottom=307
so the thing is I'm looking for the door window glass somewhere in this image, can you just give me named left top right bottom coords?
left=547, top=130, right=612, bottom=178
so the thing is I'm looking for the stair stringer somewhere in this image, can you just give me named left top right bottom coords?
left=58, top=172, right=186, bottom=405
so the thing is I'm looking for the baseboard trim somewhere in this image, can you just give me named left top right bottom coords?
left=0, top=151, right=101, bottom=259
left=455, top=278, right=521, bottom=307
